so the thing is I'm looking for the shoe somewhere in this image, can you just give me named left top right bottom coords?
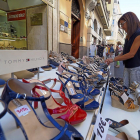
left=111, top=94, right=139, bottom=112
left=56, top=72, right=99, bottom=111
left=115, top=65, right=120, bottom=68
left=0, top=124, right=6, bottom=140
left=0, top=100, right=7, bottom=140
left=39, top=67, right=45, bottom=73
left=22, top=78, right=87, bottom=125
left=0, top=79, right=5, bottom=87
left=116, top=132, right=136, bottom=140
left=41, top=65, right=52, bottom=71
left=0, top=73, right=17, bottom=81
left=59, top=64, right=100, bottom=96
left=106, top=118, right=139, bottom=140
left=14, top=70, right=34, bottom=79
left=1, top=78, right=84, bottom=140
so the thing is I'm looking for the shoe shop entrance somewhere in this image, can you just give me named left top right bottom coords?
left=71, top=0, right=81, bottom=58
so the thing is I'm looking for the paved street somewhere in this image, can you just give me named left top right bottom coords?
left=110, top=61, right=124, bottom=78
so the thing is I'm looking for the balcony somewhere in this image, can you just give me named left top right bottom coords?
left=85, top=0, right=97, bottom=19
left=95, top=0, right=110, bottom=29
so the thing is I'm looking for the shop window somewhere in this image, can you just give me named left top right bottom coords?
left=0, top=10, right=27, bottom=50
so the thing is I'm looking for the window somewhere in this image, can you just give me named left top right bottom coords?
left=112, top=19, right=115, bottom=25
left=0, top=10, right=27, bottom=50
left=113, top=8, right=115, bottom=14
left=111, top=31, right=114, bottom=36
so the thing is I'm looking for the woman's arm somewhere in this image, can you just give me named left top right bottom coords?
left=105, top=35, right=140, bottom=64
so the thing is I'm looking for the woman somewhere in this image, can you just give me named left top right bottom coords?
left=105, top=12, right=140, bottom=87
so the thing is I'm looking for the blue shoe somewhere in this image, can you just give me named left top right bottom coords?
left=0, top=79, right=5, bottom=87
left=56, top=72, right=99, bottom=111
left=49, top=58, right=59, bottom=66
left=0, top=100, right=7, bottom=140
left=0, top=78, right=83, bottom=140
left=61, top=65, right=100, bottom=97
left=0, top=123, right=6, bottom=140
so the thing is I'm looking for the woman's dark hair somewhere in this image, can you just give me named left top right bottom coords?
left=118, top=12, right=140, bottom=39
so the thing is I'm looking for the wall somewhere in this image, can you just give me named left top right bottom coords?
left=59, top=0, right=71, bottom=44
left=7, top=0, right=44, bottom=11
left=27, top=5, right=47, bottom=50
left=0, top=0, right=9, bottom=11
left=59, top=0, right=87, bottom=57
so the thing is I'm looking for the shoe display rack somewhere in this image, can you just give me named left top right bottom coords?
left=0, top=63, right=109, bottom=140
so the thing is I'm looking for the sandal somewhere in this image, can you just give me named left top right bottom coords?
left=56, top=72, right=99, bottom=111
left=59, top=65, right=101, bottom=96
left=22, top=78, right=87, bottom=125
left=106, top=118, right=139, bottom=140
left=111, top=94, right=139, bottom=112
left=116, top=132, right=136, bottom=140
left=1, top=78, right=83, bottom=140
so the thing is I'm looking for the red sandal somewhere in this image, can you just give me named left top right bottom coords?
left=22, top=78, right=87, bottom=125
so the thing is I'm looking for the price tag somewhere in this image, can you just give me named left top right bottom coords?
left=94, top=113, right=109, bottom=140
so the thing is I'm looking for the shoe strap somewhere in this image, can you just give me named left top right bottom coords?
left=48, top=104, right=79, bottom=115
left=0, top=100, right=7, bottom=119
left=9, top=91, right=51, bottom=102
left=0, top=124, right=6, bottom=140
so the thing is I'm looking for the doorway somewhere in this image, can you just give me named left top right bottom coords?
left=71, top=15, right=80, bottom=58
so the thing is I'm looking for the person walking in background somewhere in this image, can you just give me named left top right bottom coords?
left=115, top=45, right=120, bottom=67
left=105, top=12, right=140, bottom=87
left=97, top=43, right=105, bottom=58
left=89, top=42, right=97, bottom=57
left=106, top=45, right=110, bottom=58
left=109, top=44, right=115, bottom=58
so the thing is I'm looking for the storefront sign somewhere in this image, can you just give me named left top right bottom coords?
left=30, top=13, right=43, bottom=26
left=0, top=50, right=47, bottom=75
left=7, top=10, right=26, bottom=21
left=42, top=0, right=55, bottom=8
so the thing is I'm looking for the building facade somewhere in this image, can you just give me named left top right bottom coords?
left=106, top=0, right=125, bottom=47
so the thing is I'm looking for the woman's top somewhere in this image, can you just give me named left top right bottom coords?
left=123, top=28, right=140, bottom=68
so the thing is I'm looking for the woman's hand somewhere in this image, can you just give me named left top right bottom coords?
left=105, top=58, right=114, bottom=65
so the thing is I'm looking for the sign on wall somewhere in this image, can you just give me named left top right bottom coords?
left=30, top=13, right=43, bottom=26
left=0, top=50, right=47, bottom=75
left=7, top=10, right=26, bottom=21
left=60, top=12, right=71, bottom=34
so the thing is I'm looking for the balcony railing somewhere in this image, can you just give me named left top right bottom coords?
left=101, top=0, right=110, bottom=25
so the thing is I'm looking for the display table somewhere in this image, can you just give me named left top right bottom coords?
left=0, top=63, right=109, bottom=140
